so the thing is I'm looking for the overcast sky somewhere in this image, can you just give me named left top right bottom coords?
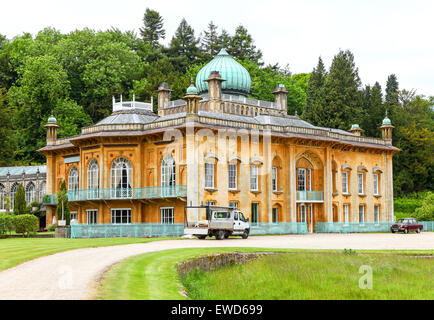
left=2, top=0, right=433, bottom=96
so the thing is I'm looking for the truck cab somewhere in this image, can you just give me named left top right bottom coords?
left=184, top=205, right=250, bottom=240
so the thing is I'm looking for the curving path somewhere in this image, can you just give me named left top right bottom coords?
left=0, top=233, right=433, bottom=300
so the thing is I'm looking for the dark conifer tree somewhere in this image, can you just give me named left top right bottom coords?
left=167, top=18, right=201, bottom=72
left=385, top=74, right=399, bottom=107
left=201, top=21, right=219, bottom=59
left=361, top=82, right=385, bottom=137
left=139, top=8, right=166, bottom=49
left=228, top=25, right=262, bottom=64
left=302, top=57, right=327, bottom=125
left=319, top=50, right=363, bottom=130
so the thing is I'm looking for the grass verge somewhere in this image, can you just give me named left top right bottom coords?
left=97, top=248, right=434, bottom=300
left=0, top=237, right=175, bottom=271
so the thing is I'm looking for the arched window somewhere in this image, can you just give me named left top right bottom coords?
left=68, top=167, right=79, bottom=192
left=10, top=183, right=19, bottom=210
left=111, top=158, right=132, bottom=198
left=25, top=182, right=36, bottom=204
left=0, top=184, right=5, bottom=210
left=39, top=182, right=46, bottom=201
left=161, top=155, right=176, bottom=187
left=87, top=160, right=99, bottom=199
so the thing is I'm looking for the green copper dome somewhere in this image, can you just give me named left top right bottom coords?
left=351, top=124, right=360, bottom=129
left=196, top=49, right=251, bottom=96
left=47, top=115, right=57, bottom=124
left=186, top=84, right=199, bottom=95
left=383, top=117, right=392, bottom=125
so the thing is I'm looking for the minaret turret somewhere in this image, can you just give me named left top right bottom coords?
left=380, top=113, right=394, bottom=144
left=45, top=114, right=59, bottom=145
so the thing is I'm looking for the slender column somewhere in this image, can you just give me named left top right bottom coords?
left=186, top=115, right=199, bottom=223
left=324, top=147, right=332, bottom=222
left=289, top=145, right=296, bottom=222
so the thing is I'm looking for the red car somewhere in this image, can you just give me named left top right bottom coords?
left=391, top=218, right=423, bottom=234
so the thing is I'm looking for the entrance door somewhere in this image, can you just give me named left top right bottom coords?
left=300, top=204, right=307, bottom=223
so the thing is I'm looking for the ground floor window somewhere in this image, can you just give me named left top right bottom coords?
left=229, top=202, right=238, bottom=209
left=87, top=210, right=98, bottom=224
left=300, top=205, right=307, bottom=223
left=70, top=211, right=78, bottom=223
left=344, top=204, right=350, bottom=224
left=251, top=203, right=259, bottom=224
left=359, top=205, right=365, bottom=223
left=206, top=201, right=216, bottom=207
left=272, top=207, right=279, bottom=223
left=161, top=207, right=174, bottom=224
left=374, top=205, right=380, bottom=223
left=111, top=209, right=131, bottom=224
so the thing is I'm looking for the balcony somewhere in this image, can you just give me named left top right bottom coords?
left=296, top=191, right=324, bottom=202
left=42, top=186, right=187, bottom=205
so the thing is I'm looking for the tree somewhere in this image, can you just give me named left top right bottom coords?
left=319, top=50, right=363, bottom=130
left=361, top=82, right=385, bottom=137
left=0, top=87, right=16, bottom=166
left=139, top=8, right=165, bottom=49
left=302, top=57, right=327, bottom=125
left=56, top=180, right=70, bottom=225
left=13, top=184, right=28, bottom=215
left=201, top=21, right=220, bottom=59
left=167, top=19, right=202, bottom=72
left=218, top=29, right=232, bottom=52
left=385, top=74, right=399, bottom=107
left=229, top=25, right=263, bottom=64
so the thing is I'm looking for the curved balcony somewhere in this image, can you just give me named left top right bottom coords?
left=296, top=191, right=324, bottom=203
left=42, top=186, right=187, bottom=205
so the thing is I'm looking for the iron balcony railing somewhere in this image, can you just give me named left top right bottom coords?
left=296, top=191, right=324, bottom=202
left=42, top=186, right=187, bottom=204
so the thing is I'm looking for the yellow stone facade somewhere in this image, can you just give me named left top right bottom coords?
left=39, top=54, right=399, bottom=232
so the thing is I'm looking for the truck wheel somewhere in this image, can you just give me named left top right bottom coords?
left=404, top=228, right=408, bottom=234
left=224, top=233, right=229, bottom=239
left=197, top=235, right=207, bottom=240
left=242, top=230, right=249, bottom=239
left=215, top=230, right=225, bottom=240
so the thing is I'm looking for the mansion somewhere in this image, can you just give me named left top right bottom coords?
left=39, top=49, right=398, bottom=232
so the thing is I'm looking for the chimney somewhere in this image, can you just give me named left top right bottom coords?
left=272, top=84, right=288, bottom=114
left=156, top=82, right=173, bottom=116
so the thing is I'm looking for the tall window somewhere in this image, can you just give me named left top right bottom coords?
left=374, top=205, right=380, bottom=223
left=359, top=205, right=365, bottom=223
left=70, top=211, right=78, bottom=223
left=297, top=168, right=306, bottom=191
left=25, top=183, right=36, bottom=204
left=161, top=207, right=174, bottom=224
left=272, top=167, right=278, bottom=192
left=342, top=172, right=349, bottom=194
left=0, top=184, right=4, bottom=210
left=228, top=163, right=237, bottom=190
left=344, top=204, right=349, bottom=224
left=250, top=166, right=259, bottom=191
left=111, top=158, right=132, bottom=198
left=87, top=160, right=99, bottom=199
left=272, top=207, right=279, bottom=223
left=251, top=203, right=259, bottom=224
left=68, top=167, right=79, bottom=193
left=205, top=163, right=214, bottom=189
left=10, top=183, right=18, bottom=210
left=39, top=181, right=46, bottom=201
left=358, top=173, right=364, bottom=195
left=111, top=209, right=131, bottom=224
left=87, top=210, right=98, bottom=224
left=373, top=174, right=379, bottom=195
left=300, top=205, right=307, bottom=223
left=161, top=155, right=176, bottom=187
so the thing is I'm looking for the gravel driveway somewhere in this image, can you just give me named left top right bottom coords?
left=0, top=232, right=432, bottom=300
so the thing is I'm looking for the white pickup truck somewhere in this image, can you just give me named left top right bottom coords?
left=184, top=205, right=250, bottom=240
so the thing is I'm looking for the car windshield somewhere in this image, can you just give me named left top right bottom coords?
left=239, top=212, right=246, bottom=222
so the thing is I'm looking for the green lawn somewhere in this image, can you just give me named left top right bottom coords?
left=97, top=248, right=434, bottom=300
left=0, top=237, right=173, bottom=271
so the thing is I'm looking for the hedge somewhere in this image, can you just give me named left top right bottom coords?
left=0, top=213, right=15, bottom=235
left=14, top=214, right=38, bottom=237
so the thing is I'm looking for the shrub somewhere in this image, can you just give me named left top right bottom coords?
left=414, top=192, right=434, bottom=221
left=48, top=224, right=58, bottom=232
left=13, top=184, right=29, bottom=215
left=0, top=213, right=15, bottom=235
left=14, top=214, right=38, bottom=237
